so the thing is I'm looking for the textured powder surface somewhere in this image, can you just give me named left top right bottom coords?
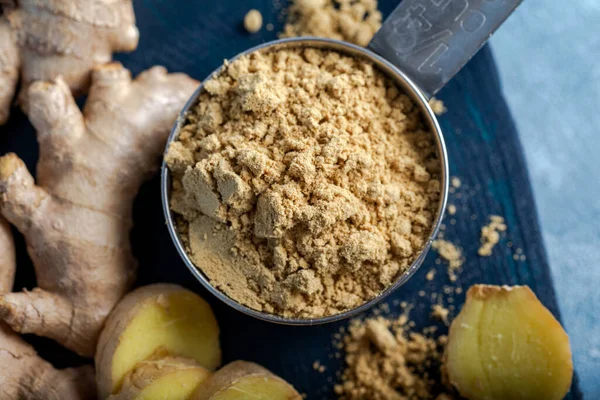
left=166, top=48, right=440, bottom=318
left=334, top=315, right=456, bottom=399
left=281, top=0, right=382, bottom=47
left=432, top=239, right=463, bottom=282
left=478, top=215, right=507, bottom=256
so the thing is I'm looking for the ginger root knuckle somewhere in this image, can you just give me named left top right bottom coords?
left=0, top=153, right=23, bottom=181
left=446, top=284, right=573, bottom=400
left=111, top=25, right=140, bottom=53
left=192, top=361, right=301, bottom=400
left=27, top=77, right=83, bottom=135
left=28, top=76, right=71, bottom=99
left=91, top=62, right=132, bottom=84
left=0, top=153, right=46, bottom=231
left=138, top=65, right=169, bottom=81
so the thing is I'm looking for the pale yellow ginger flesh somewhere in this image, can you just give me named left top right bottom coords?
left=445, top=285, right=573, bottom=400
left=192, top=361, right=301, bottom=400
left=0, top=63, right=198, bottom=357
left=96, top=284, right=221, bottom=399
left=0, top=218, right=95, bottom=399
left=109, top=357, right=211, bottom=400
left=0, top=0, right=139, bottom=124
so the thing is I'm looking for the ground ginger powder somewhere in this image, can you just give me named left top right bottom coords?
left=335, top=317, right=456, bottom=399
left=166, top=48, right=440, bottom=318
left=478, top=215, right=507, bottom=256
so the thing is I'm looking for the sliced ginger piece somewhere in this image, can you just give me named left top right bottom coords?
left=192, top=361, right=302, bottom=400
left=109, top=356, right=211, bottom=400
left=96, top=284, right=221, bottom=399
left=445, top=285, right=573, bottom=400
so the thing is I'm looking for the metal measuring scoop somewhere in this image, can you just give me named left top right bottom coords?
left=161, top=0, right=522, bottom=325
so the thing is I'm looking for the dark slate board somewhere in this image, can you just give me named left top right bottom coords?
left=0, top=0, right=582, bottom=398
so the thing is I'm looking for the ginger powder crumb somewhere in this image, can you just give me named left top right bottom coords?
left=429, top=97, right=447, bottom=116
left=478, top=215, right=507, bottom=256
left=166, top=48, right=440, bottom=318
left=244, top=9, right=263, bottom=33
left=432, top=239, right=463, bottom=282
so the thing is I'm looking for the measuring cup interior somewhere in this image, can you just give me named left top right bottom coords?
left=161, top=37, right=449, bottom=325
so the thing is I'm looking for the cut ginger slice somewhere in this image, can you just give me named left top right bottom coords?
left=192, top=361, right=302, bottom=400
left=96, top=284, right=221, bottom=398
left=108, top=357, right=211, bottom=400
left=445, top=285, right=573, bottom=400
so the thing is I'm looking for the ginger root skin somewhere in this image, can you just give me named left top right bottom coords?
left=445, top=284, right=573, bottom=400
left=0, top=63, right=198, bottom=357
left=0, top=218, right=15, bottom=293
left=96, top=283, right=221, bottom=399
left=108, top=357, right=211, bottom=400
left=192, top=361, right=302, bottom=400
left=0, top=19, right=20, bottom=125
left=0, top=218, right=95, bottom=400
left=0, top=0, right=139, bottom=123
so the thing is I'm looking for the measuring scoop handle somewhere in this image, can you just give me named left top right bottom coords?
left=369, top=0, right=522, bottom=98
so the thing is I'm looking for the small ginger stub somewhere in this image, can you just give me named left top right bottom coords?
left=445, top=285, right=573, bottom=400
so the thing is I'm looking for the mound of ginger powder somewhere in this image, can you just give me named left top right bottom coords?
left=166, top=47, right=440, bottom=318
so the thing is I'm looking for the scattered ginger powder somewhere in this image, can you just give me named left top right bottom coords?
left=335, top=316, right=455, bottom=399
left=478, top=215, right=507, bottom=256
left=432, top=239, right=463, bottom=282
left=166, top=48, right=440, bottom=318
left=281, top=0, right=382, bottom=47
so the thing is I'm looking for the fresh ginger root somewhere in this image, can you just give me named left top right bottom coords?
left=96, top=284, right=221, bottom=398
left=0, top=19, right=20, bottom=125
left=192, top=361, right=302, bottom=400
left=108, top=357, right=212, bottom=400
left=0, top=0, right=139, bottom=124
left=0, top=63, right=198, bottom=357
left=0, top=218, right=15, bottom=291
left=445, top=285, right=573, bottom=400
left=0, top=217, right=96, bottom=399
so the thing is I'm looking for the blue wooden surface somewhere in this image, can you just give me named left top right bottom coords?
left=491, top=1, right=600, bottom=395
left=0, top=0, right=582, bottom=398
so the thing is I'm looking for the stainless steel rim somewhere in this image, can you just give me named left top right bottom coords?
left=160, top=37, right=449, bottom=325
